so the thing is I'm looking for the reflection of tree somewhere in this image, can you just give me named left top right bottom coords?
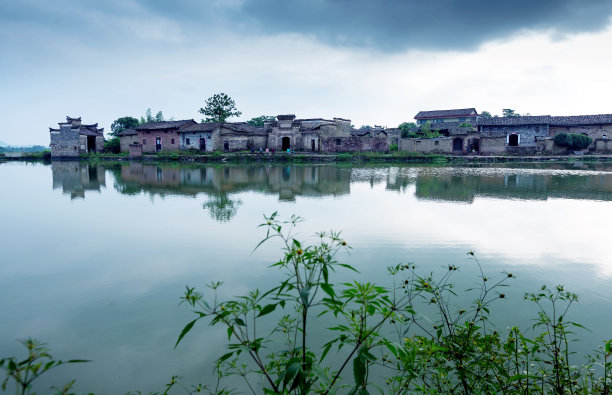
left=202, top=194, right=243, bottom=222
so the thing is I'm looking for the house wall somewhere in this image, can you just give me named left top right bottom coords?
left=594, top=138, right=612, bottom=153
left=550, top=125, right=612, bottom=150
left=320, top=136, right=388, bottom=152
left=212, top=131, right=268, bottom=152
left=120, top=135, right=139, bottom=153
left=479, top=124, right=549, bottom=146
left=50, top=128, right=80, bottom=157
left=180, top=132, right=214, bottom=151
left=400, top=137, right=452, bottom=153
left=138, top=130, right=180, bottom=153
left=479, top=137, right=507, bottom=154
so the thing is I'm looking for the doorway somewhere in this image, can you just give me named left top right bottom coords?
left=87, top=136, right=96, bottom=153
left=223, top=141, right=229, bottom=151
left=311, top=139, right=315, bottom=151
left=199, top=137, right=206, bottom=151
left=452, top=138, right=463, bottom=152
left=281, top=137, right=291, bottom=151
left=155, top=137, right=162, bottom=152
left=508, top=134, right=519, bottom=147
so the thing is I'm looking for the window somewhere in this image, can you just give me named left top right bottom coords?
left=335, top=139, right=341, bottom=146
left=171, top=138, right=175, bottom=144
left=186, top=138, right=190, bottom=145
left=435, top=141, right=439, bottom=145
left=143, top=139, right=146, bottom=145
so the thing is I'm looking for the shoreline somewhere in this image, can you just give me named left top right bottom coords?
left=3, top=152, right=612, bottom=164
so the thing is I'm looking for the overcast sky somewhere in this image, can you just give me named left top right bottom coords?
left=2, top=0, right=612, bottom=145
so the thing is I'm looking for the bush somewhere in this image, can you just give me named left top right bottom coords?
left=389, top=143, right=398, bottom=151
left=104, top=137, right=121, bottom=154
left=554, top=133, right=593, bottom=150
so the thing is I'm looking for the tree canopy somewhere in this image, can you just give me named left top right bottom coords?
left=110, top=116, right=139, bottom=136
left=140, top=108, right=165, bottom=124
left=199, top=93, right=242, bottom=123
left=479, top=111, right=492, bottom=118
left=247, top=115, right=275, bottom=127
left=502, top=109, right=520, bottom=117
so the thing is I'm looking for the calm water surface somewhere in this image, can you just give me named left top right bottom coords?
left=1, top=160, right=611, bottom=393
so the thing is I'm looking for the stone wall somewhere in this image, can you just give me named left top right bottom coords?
left=50, top=128, right=80, bottom=157
left=594, top=138, right=612, bottom=153
left=400, top=137, right=452, bottom=153
left=129, top=143, right=143, bottom=158
left=320, top=136, right=388, bottom=152
left=120, top=135, right=139, bottom=153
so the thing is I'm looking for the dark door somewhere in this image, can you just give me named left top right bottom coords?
left=311, top=139, right=315, bottom=151
left=223, top=141, right=229, bottom=151
left=508, top=134, right=519, bottom=146
left=281, top=137, right=291, bottom=151
left=199, top=138, right=206, bottom=151
left=452, top=138, right=463, bottom=152
left=155, top=137, right=162, bottom=152
left=87, top=136, right=96, bottom=153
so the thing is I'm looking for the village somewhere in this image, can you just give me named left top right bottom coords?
left=48, top=107, right=612, bottom=158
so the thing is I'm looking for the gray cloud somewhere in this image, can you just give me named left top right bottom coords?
left=3, top=0, right=612, bottom=54
left=233, top=0, right=612, bottom=51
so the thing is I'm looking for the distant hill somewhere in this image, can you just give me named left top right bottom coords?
left=0, top=140, right=8, bottom=147
left=0, top=145, right=48, bottom=153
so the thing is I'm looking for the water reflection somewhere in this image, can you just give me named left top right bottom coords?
left=51, top=161, right=106, bottom=199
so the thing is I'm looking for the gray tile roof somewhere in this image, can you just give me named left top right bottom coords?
left=181, top=123, right=220, bottom=133
left=550, top=114, right=612, bottom=125
left=415, top=108, right=477, bottom=119
left=477, top=116, right=551, bottom=126
left=116, top=128, right=137, bottom=136
left=136, top=120, right=196, bottom=130
left=221, top=122, right=266, bottom=135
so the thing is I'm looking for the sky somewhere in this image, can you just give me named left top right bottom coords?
left=2, top=0, right=612, bottom=146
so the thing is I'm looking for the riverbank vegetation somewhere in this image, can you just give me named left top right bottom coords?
left=3, top=214, right=611, bottom=394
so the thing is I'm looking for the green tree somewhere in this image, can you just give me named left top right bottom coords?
left=480, top=111, right=492, bottom=118
left=139, top=108, right=165, bottom=125
left=502, top=109, right=520, bottom=117
left=104, top=137, right=120, bottom=154
left=247, top=115, right=275, bottom=127
left=398, top=122, right=418, bottom=138
left=110, top=116, right=139, bottom=137
left=199, top=93, right=242, bottom=123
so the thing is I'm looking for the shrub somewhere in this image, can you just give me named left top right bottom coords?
left=104, top=137, right=121, bottom=154
left=554, top=133, right=593, bottom=150
left=389, top=143, right=398, bottom=151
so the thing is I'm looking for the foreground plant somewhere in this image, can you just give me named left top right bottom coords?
left=176, top=214, right=612, bottom=394
left=0, top=338, right=88, bottom=395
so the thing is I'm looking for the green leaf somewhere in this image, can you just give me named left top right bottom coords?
left=227, top=326, right=234, bottom=341
left=257, top=303, right=277, bottom=317
left=175, top=318, right=199, bottom=348
left=339, top=264, right=359, bottom=272
left=218, top=352, right=234, bottom=363
left=353, top=355, right=366, bottom=386
left=321, top=283, right=335, bottom=299
left=283, top=361, right=301, bottom=389
left=235, top=318, right=246, bottom=326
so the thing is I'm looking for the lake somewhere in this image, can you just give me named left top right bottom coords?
left=1, top=160, right=611, bottom=393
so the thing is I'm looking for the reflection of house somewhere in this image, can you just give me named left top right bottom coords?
left=116, top=163, right=351, bottom=201
left=49, top=116, right=105, bottom=157
left=136, top=120, right=197, bottom=153
left=51, top=161, right=106, bottom=199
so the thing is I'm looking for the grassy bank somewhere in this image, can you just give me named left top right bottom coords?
left=5, top=150, right=612, bottom=165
